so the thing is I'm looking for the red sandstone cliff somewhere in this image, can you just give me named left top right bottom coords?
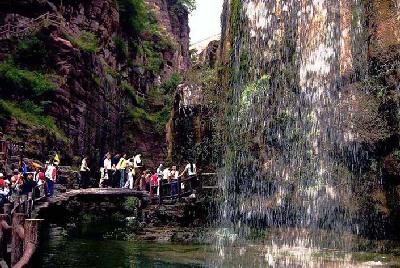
left=0, top=0, right=190, bottom=165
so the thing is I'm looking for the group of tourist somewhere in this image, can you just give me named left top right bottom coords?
left=0, top=152, right=199, bottom=208
left=0, top=160, right=58, bottom=206
left=80, top=153, right=198, bottom=197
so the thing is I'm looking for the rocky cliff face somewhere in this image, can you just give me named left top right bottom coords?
left=219, top=0, right=400, bottom=239
left=166, top=40, right=220, bottom=167
left=0, top=0, right=190, bottom=165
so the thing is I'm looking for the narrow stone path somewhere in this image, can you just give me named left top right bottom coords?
left=32, top=188, right=150, bottom=218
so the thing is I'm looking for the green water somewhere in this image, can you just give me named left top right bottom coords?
left=36, top=237, right=208, bottom=268
left=33, top=224, right=400, bottom=267
left=35, top=235, right=400, bottom=267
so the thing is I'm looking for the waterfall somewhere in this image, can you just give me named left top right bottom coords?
left=215, top=0, right=378, bottom=265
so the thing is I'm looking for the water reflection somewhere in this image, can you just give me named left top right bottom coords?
left=36, top=233, right=400, bottom=267
left=36, top=236, right=206, bottom=268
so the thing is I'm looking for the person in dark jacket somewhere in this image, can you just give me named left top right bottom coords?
left=22, top=173, right=37, bottom=195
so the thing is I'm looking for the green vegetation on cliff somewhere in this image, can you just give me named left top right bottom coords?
left=116, top=0, right=184, bottom=76
left=0, top=100, right=67, bottom=141
left=114, top=36, right=129, bottom=59
left=68, top=31, right=99, bottom=53
left=14, top=36, right=48, bottom=68
left=117, top=0, right=148, bottom=37
left=0, top=36, right=66, bottom=143
left=127, top=73, right=182, bottom=131
left=141, top=41, right=164, bottom=73
left=171, top=0, right=196, bottom=14
left=0, top=61, right=56, bottom=97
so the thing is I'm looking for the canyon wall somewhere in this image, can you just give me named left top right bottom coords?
left=166, top=40, right=220, bottom=168
left=0, top=0, right=190, bottom=166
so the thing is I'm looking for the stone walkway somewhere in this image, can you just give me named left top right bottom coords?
left=32, top=188, right=150, bottom=218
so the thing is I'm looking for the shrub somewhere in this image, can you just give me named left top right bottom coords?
left=149, top=26, right=176, bottom=51
left=0, top=100, right=67, bottom=141
left=135, top=95, right=145, bottom=107
left=114, top=36, right=129, bottom=59
left=152, top=107, right=171, bottom=133
left=14, top=36, right=47, bottom=68
left=20, top=100, right=44, bottom=115
left=123, top=197, right=139, bottom=212
left=121, top=80, right=135, bottom=97
left=172, top=0, right=196, bottom=14
left=121, top=81, right=146, bottom=106
left=147, top=54, right=163, bottom=73
left=117, top=0, right=148, bottom=37
left=69, top=31, right=99, bottom=53
left=161, top=73, right=182, bottom=94
left=104, top=65, right=120, bottom=80
left=141, top=41, right=164, bottom=74
left=0, top=62, right=56, bottom=97
left=128, top=106, right=155, bottom=123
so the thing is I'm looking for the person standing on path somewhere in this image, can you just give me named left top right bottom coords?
left=157, top=164, right=164, bottom=196
left=45, top=161, right=57, bottom=197
left=133, top=154, right=143, bottom=189
left=80, top=156, right=91, bottom=189
left=103, top=153, right=113, bottom=188
left=169, top=166, right=179, bottom=197
left=124, top=166, right=135, bottom=189
left=180, top=160, right=198, bottom=190
left=22, top=173, right=36, bottom=196
left=0, top=174, right=10, bottom=206
left=112, top=154, right=121, bottom=188
left=117, top=154, right=128, bottom=188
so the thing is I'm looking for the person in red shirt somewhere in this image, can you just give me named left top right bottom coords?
left=36, top=168, right=46, bottom=182
left=0, top=173, right=5, bottom=188
left=32, top=168, right=46, bottom=198
left=150, top=173, right=158, bottom=196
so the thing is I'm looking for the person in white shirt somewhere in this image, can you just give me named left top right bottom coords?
left=157, top=164, right=164, bottom=179
left=0, top=185, right=9, bottom=205
left=181, top=162, right=197, bottom=177
left=0, top=174, right=10, bottom=205
left=169, top=166, right=179, bottom=196
left=45, top=162, right=57, bottom=197
left=180, top=161, right=198, bottom=192
left=0, top=185, right=9, bottom=196
left=163, top=167, right=170, bottom=182
left=156, top=164, right=164, bottom=196
left=103, top=153, right=113, bottom=188
left=124, top=167, right=135, bottom=189
left=133, top=154, right=142, bottom=168
left=80, top=156, right=90, bottom=189
left=124, top=158, right=136, bottom=189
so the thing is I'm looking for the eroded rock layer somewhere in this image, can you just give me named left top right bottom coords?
left=0, top=0, right=190, bottom=164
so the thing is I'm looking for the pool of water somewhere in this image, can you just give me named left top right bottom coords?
left=33, top=223, right=400, bottom=268
left=35, top=234, right=400, bottom=268
left=35, top=236, right=208, bottom=268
